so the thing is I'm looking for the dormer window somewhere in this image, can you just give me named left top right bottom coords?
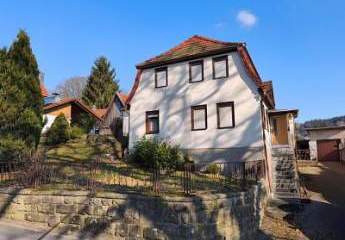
left=189, top=60, right=204, bottom=83
left=155, top=67, right=168, bottom=88
left=213, top=56, right=228, bottom=79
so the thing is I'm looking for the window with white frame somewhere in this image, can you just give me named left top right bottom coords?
left=213, top=56, right=228, bottom=79
left=155, top=67, right=168, bottom=88
left=217, top=102, right=235, bottom=129
left=191, top=105, right=207, bottom=131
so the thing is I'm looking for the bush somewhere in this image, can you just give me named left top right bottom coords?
left=0, top=136, right=29, bottom=161
left=206, top=163, right=221, bottom=175
left=70, top=126, right=85, bottom=139
left=129, top=137, right=183, bottom=171
left=46, top=113, right=70, bottom=145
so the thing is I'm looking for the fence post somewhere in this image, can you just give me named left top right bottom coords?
left=241, top=162, right=246, bottom=189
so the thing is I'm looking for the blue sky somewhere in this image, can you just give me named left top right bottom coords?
left=0, top=0, right=344, bottom=122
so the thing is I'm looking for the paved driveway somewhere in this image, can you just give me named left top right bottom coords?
left=295, top=161, right=345, bottom=240
left=0, top=219, right=110, bottom=240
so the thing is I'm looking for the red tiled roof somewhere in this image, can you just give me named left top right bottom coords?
left=43, top=98, right=102, bottom=120
left=117, top=92, right=128, bottom=105
left=93, top=108, right=107, bottom=119
left=260, top=81, right=275, bottom=108
left=136, top=35, right=242, bottom=69
left=40, top=83, right=49, bottom=97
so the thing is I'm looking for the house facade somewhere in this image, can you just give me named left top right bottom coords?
left=126, top=35, right=286, bottom=166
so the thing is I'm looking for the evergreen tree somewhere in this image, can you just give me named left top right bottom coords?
left=82, top=56, right=119, bottom=108
left=0, top=30, right=43, bottom=160
left=8, top=30, right=43, bottom=119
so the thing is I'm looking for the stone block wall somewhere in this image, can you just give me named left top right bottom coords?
left=0, top=183, right=267, bottom=239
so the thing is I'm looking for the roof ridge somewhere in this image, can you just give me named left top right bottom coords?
left=141, top=35, right=243, bottom=66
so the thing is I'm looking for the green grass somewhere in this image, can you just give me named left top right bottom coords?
left=9, top=134, right=245, bottom=195
left=46, top=134, right=121, bottom=162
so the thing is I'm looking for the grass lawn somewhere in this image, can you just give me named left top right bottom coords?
left=11, top=134, right=245, bottom=195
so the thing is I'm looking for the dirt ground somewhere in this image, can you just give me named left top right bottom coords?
left=259, top=161, right=345, bottom=240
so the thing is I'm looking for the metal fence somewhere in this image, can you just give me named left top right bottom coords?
left=0, top=156, right=264, bottom=196
left=295, top=149, right=311, bottom=160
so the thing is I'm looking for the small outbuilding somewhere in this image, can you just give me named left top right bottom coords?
left=306, top=126, right=345, bottom=161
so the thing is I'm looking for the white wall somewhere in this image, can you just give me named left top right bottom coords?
left=42, top=114, right=56, bottom=133
left=129, top=52, right=264, bottom=151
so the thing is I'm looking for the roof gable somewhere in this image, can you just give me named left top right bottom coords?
left=136, top=35, right=242, bottom=69
left=43, top=98, right=102, bottom=120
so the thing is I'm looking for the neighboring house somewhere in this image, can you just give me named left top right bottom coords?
left=126, top=35, right=299, bottom=196
left=306, top=126, right=345, bottom=161
left=42, top=97, right=102, bottom=133
left=95, top=92, right=128, bottom=136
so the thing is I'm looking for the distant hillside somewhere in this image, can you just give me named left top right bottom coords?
left=296, top=115, right=345, bottom=139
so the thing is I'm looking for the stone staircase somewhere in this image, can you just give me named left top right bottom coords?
left=272, top=146, right=300, bottom=199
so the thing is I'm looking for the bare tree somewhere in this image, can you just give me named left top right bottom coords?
left=55, top=76, right=88, bottom=98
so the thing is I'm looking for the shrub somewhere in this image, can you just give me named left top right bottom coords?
left=0, top=136, right=29, bottom=161
left=70, top=126, right=85, bottom=139
left=129, top=137, right=183, bottom=171
left=46, top=113, right=70, bottom=145
left=206, top=163, right=221, bottom=175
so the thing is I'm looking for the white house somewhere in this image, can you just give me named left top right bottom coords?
left=126, top=35, right=297, bottom=171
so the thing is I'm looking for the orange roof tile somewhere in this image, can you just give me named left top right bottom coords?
left=93, top=108, right=107, bottom=119
left=136, top=35, right=242, bottom=69
left=40, top=83, right=49, bottom=97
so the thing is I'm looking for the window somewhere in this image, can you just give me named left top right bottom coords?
left=146, top=110, right=159, bottom=134
left=213, top=56, right=228, bottom=79
left=217, top=102, right=235, bottom=129
left=191, top=105, right=207, bottom=131
left=189, top=60, right=204, bottom=83
left=155, top=67, right=168, bottom=88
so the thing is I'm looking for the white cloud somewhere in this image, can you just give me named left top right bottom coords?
left=237, top=10, right=257, bottom=28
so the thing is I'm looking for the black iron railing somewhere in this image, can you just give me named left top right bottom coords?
left=0, top=157, right=264, bottom=196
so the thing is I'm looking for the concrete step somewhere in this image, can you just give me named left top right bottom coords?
left=275, top=166, right=295, bottom=171
left=273, top=183, right=297, bottom=190
left=275, top=172, right=296, bottom=178
left=274, top=188, right=299, bottom=194
left=273, top=192, right=300, bottom=199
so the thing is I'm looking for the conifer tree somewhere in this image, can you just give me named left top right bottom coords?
left=0, top=30, right=43, bottom=160
left=82, top=56, right=119, bottom=108
left=8, top=30, right=43, bottom=118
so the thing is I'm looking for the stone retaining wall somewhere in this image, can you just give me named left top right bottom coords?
left=0, top=182, right=267, bottom=239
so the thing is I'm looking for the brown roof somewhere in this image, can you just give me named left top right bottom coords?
left=93, top=108, right=107, bottom=119
left=117, top=92, right=128, bottom=105
left=268, top=109, right=298, bottom=117
left=136, top=35, right=242, bottom=69
left=43, top=98, right=102, bottom=120
left=40, top=83, right=49, bottom=97
left=260, top=81, right=275, bottom=107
